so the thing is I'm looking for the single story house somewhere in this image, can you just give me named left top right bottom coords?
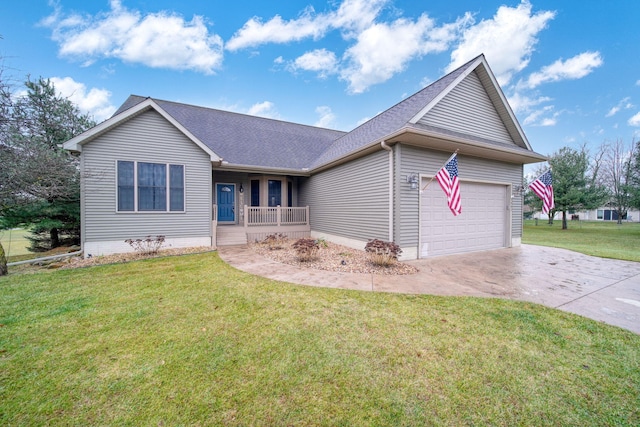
left=575, top=205, right=640, bottom=222
left=63, top=54, right=546, bottom=260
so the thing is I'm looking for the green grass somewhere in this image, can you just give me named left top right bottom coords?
left=523, top=220, right=640, bottom=262
left=0, top=229, right=31, bottom=259
left=1, top=252, right=639, bottom=426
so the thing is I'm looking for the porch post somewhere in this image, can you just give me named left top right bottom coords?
left=277, top=205, right=281, bottom=227
left=306, top=206, right=310, bottom=226
left=244, top=205, right=248, bottom=230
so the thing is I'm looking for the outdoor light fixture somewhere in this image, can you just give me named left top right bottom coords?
left=407, top=173, right=419, bottom=190
left=511, top=184, right=525, bottom=198
left=239, top=183, right=244, bottom=193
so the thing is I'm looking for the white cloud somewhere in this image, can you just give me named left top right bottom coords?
left=607, top=106, right=621, bottom=118
left=507, top=91, right=552, bottom=114
left=228, top=0, right=470, bottom=92
left=539, top=117, right=557, bottom=126
left=314, top=106, right=336, bottom=128
left=226, top=0, right=387, bottom=51
left=605, top=97, right=633, bottom=117
left=247, top=101, right=280, bottom=119
left=50, top=76, right=115, bottom=122
left=273, top=56, right=284, bottom=64
left=447, top=1, right=555, bottom=86
left=226, top=7, right=325, bottom=51
left=341, top=13, right=471, bottom=93
left=42, top=0, right=223, bottom=74
left=524, top=51, right=603, bottom=89
left=291, top=49, right=338, bottom=78
left=628, top=112, right=640, bottom=127
left=523, top=105, right=558, bottom=126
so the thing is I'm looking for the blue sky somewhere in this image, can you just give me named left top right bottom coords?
left=2, top=0, right=639, bottom=166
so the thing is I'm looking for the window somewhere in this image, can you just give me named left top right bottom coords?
left=268, top=180, right=282, bottom=207
left=169, top=165, right=184, bottom=211
left=251, top=179, right=260, bottom=206
left=287, top=181, right=293, bottom=207
left=597, top=209, right=603, bottom=220
left=117, top=161, right=184, bottom=212
left=138, top=162, right=166, bottom=211
left=117, top=161, right=135, bottom=211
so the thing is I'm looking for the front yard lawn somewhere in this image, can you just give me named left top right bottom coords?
left=523, top=219, right=640, bottom=262
left=1, top=252, right=638, bottom=426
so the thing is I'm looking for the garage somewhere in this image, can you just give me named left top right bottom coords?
left=419, top=180, right=509, bottom=257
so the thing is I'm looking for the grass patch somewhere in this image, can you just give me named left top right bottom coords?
left=523, top=220, right=640, bottom=262
left=0, top=228, right=32, bottom=260
left=1, top=252, right=639, bottom=426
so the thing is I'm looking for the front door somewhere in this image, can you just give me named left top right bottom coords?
left=216, top=183, right=235, bottom=222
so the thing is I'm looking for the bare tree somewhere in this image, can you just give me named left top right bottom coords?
left=599, top=139, right=636, bottom=224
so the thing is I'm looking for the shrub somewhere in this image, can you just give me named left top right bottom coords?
left=262, top=233, right=287, bottom=250
left=292, top=238, right=320, bottom=262
left=125, top=235, right=165, bottom=255
left=365, top=239, right=402, bottom=266
left=315, top=237, right=328, bottom=248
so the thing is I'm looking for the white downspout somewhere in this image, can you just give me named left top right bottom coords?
left=380, top=140, right=393, bottom=242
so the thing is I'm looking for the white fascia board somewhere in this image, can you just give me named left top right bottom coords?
left=62, top=99, right=222, bottom=162
left=408, top=55, right=532, bottom=152
left=408, top=56, right=485, bottom=125
left=475, top=60, right=533, bottom=151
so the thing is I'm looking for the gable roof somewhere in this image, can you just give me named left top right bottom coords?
left=310, top=55, right=544, bottom=169
left=112, top=97, right=346, bottom=171
left=65, top=54, right=545, bottom=172
left=63, top=98, right=222, bottom=162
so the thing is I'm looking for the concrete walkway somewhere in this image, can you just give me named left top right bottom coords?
left=218, top=244, right=640, bottom=334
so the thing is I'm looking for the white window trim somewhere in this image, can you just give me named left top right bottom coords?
left=116, top=160, right=186, bottom=213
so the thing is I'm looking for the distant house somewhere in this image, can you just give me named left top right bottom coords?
left=576, top=205, right=640, bottom=222
left=63, top=54, right=546, bottom=260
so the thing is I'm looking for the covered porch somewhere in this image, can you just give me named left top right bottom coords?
left=211, top=170, right=311, bottom=246
left=213, top=205, right=311, bottom=246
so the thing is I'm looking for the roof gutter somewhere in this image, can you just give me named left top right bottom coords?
left=384, top=126, right=548, bottom=164
left=214, top=162, right=312, bottom=176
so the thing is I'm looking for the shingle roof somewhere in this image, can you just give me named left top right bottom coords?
left=108, top=55, right=539, bottom=170
left=309, top=57, right=476, bottom=169
left=114, top=96, right=346, bottom=170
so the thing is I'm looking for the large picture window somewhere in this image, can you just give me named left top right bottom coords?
left=117, top=161, right=184, bottom=212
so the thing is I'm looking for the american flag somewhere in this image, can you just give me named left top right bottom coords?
left=529, top=170, right=554, bottom=214
left=435, top=154, right=462, bottom=216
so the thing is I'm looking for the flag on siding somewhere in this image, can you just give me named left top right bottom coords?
left=529, top=170, right=555, bottom=214
left=435, top=154, right=462, bottom=216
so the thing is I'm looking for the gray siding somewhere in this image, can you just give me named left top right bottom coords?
left=396, top=144, right=523, bottom=248
left=81, top=110, right=212, bottom=241
left=300, top=150, right=390, bottom=242
left=418, top=70, right=514, bottom=145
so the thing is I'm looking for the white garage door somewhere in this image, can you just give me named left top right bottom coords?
left=420, top=180, right=508, bottom=257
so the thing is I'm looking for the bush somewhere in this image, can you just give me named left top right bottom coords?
left=262, top=233, right=287, bottom=250
left=365, top=239, right=402, bottom=266
left=292, top=238, right=320, bottom=262
left=125, top=235, right=165, bottom=255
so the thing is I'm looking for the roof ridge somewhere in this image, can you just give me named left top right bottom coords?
left=149, top=96, right=347, bottom=134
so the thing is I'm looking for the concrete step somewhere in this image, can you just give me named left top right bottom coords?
left=216, top=227, right=248, bottom=246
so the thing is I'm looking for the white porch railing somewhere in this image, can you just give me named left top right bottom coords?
left=244, top=205, right=309, bottom=226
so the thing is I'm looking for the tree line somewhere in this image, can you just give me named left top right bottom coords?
left=526, top=140, right=640, bottom=229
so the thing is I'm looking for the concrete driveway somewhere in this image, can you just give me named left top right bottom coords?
left=218, top=244, right=640, bottom=334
